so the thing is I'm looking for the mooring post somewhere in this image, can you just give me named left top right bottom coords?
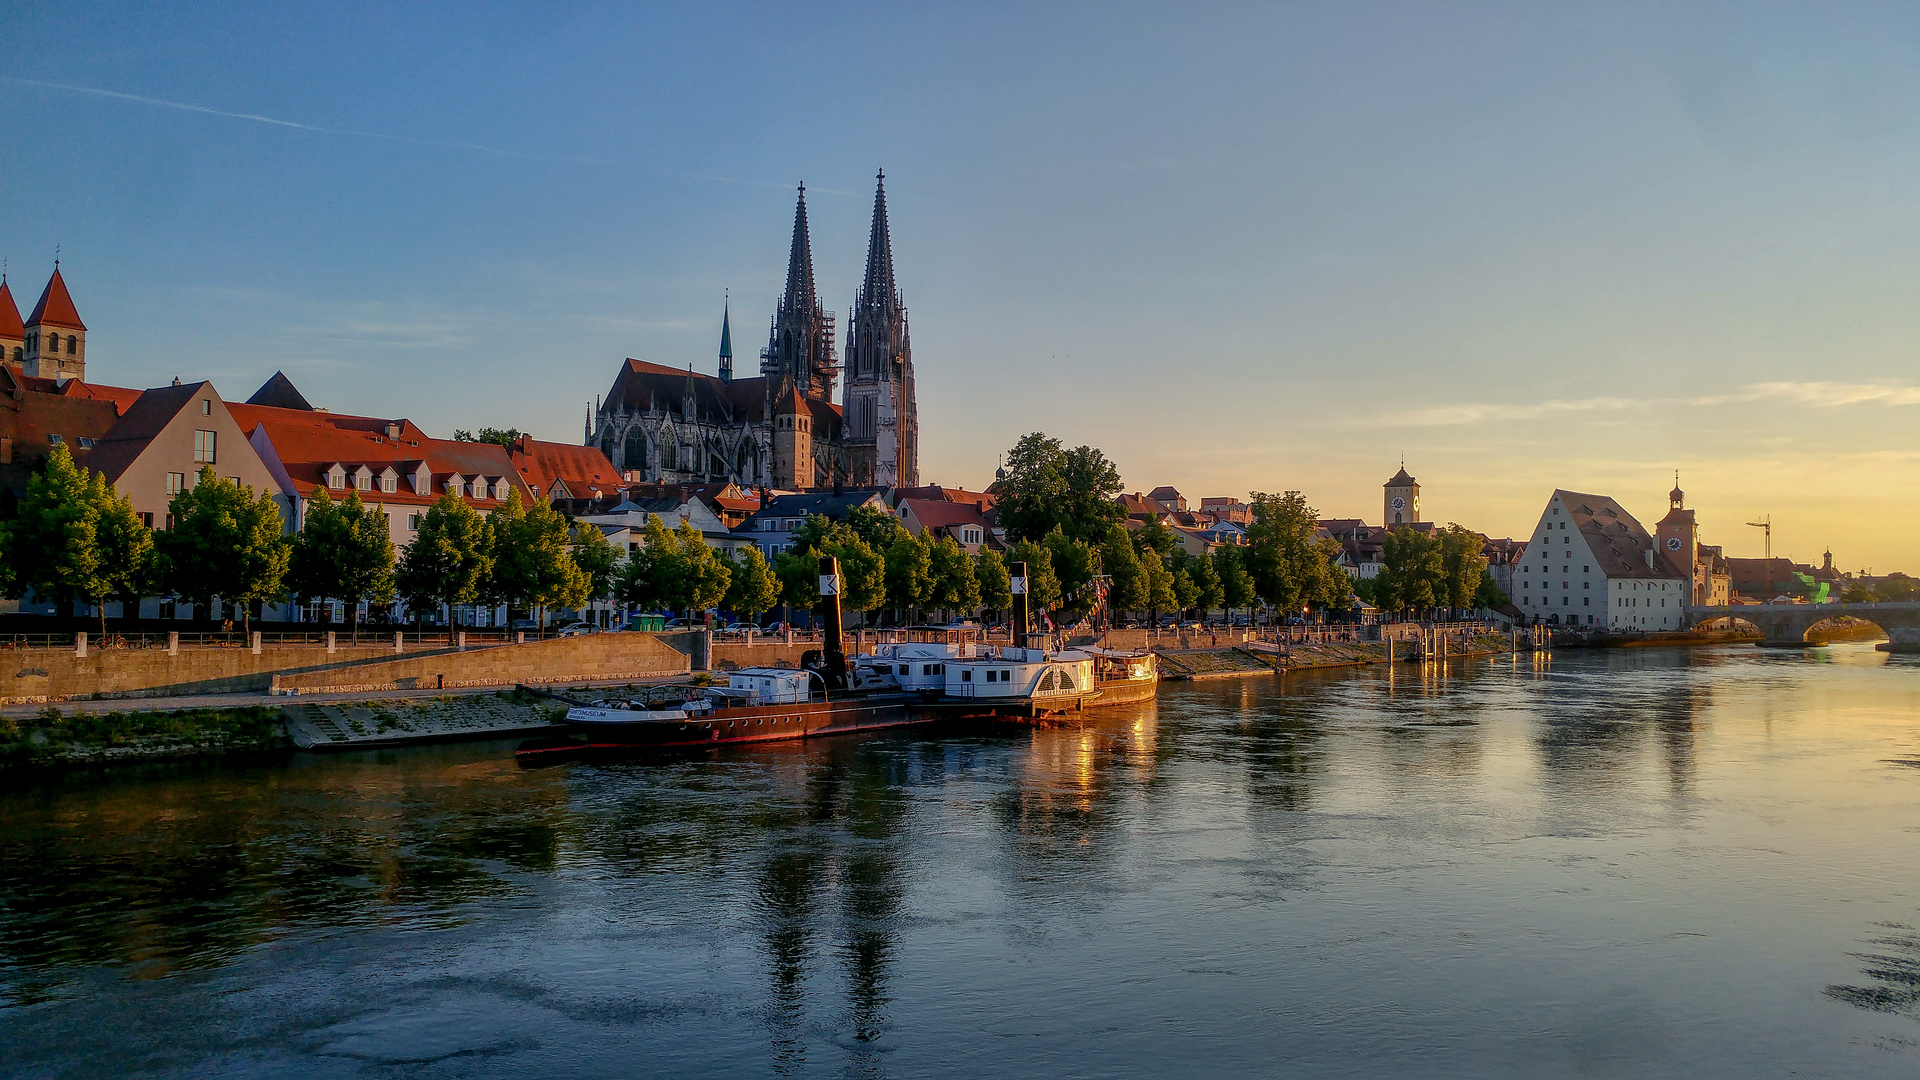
left=168, top=631, right=179, bottom=656
left=325, top=631, right=336, bottom=654
left=75, top=632, right=87, bottom=658
left=252, top=631, right=262, bottom=655
left=393, top=631, right=403, bottom=654
left=1009, top=561, right=1030, bottom=652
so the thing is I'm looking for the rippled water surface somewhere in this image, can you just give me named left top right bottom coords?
left=4, top=644, right=1920, bottom=1078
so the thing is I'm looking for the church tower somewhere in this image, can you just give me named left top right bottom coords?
left=760, top=185, right=836, bottom=406
left=718, top=295, right=733, bottom=384
left=24, top=264, right=86, bottom=382
left=841, top=171, right=919, bottom=487
left=1655, top=473, right=1702, bottom=603
left=0, top=273, right=23, bottom=370
left=1384, top=466, right=1419, bottom=526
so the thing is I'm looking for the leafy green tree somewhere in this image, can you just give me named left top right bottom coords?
left=884, top=532, right=933, bottom=619
left=1472, top=566, right=1510, bottom=610
left=663, top=521, right=730, bottom=619
left=829, top=533, right=887, bottom=620
left=1143, top=549, right=1177, bottom=623
left=8, top=446, right=157, bottom=636
left=1438, top=525, right=1490, bottom=613
left=570, top=522, right=621, bottom=606
left=843, top=503, right=910, bottom=551
left=615, top=517, right=674, bottom=612
left=1190, top=551, right=1224, bottom=618
left=489, top=492, right=591, bottom=625
left=1100, top=524, right=1148, bottom=616
left=396, top=490, right=493, bottom=639
left=772, top=547, right=818, bottom=615
left=1214, top=546, right=1255, bottom=622
left=723, top=545, right=780, bottom=624
left=994, top=432, right=1125, bottom=543
left=290, top=488, right=396, bottom=638
left=452, top=427, right=526, bottom=446
left=1379, top=527, right=1443, bottom=615
left=925, top=534, right=982, bottom=619
left=1009, top=538, right=1062, bottom=614
left=1043, top=527, right=1097, bottom=616
left=158, top=468, right=290, bottom=635
left=974, top=548, right=1012, bottom=614
left=1135, top=516, right=1178, bottom=558
left=1172, top=564, right=1198, bottom=616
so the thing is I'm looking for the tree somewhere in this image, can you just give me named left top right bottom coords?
left=662, top=521, right=729, bottom=619
left=1135, top=516, right=1178, bottom=559
left=615, top=517, right=674, bottom=613
left=1009, top=538, right=1062, bottom=613
left=723, top=545, right=780, bottom=625
left=994, top=432, right=1125, bottom=543
left=925, top=534, right=981, bottom=619
left=157, top=467, right=290, bottom=634
left=1214, top=546, right=1255, bottom=623
left=1143, top=549, right=1177, bottom=623
left=290, top=488, right=396, bottom=639
left=831, top=534, right=888, bottom=619
left=974, top=548, right=1012, bottom=614
left=396, top=490, right=493, bottom=640
left=843, top=503, right=910, bottom=551
left=884, top=532, right=933, bottom=620
left=452, top=427, right=525, bottom=446
left=8, top=445, right=157, bottom=636
left=1190, top=551, right=1224, bottom=618
left=1472, top=566, right=1510, bottom=610
left=1378, top=527, right=1443, bottom=615
left=1099, top=524, right=1148, bottom=616
left=488, top=492, right=591, bottom=625
left=1043, top=527, right=1097, bottom=616
left=1438, top=525, right=1490, bottom=613
left=570, top=522, right=621, bottom=608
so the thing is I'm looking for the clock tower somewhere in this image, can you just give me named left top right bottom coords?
left=1654, top=474, right=1701, bottom=603
left=1383, top=466, right=1419, bottom=527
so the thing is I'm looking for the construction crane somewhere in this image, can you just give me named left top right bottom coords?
left=1747, top=515, right=1773, bottom=600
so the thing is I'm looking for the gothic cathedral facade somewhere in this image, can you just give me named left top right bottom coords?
left=587, top=174, right=919, bottom=491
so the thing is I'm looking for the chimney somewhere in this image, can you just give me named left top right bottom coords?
left=385, top=421, right=401, bottom=440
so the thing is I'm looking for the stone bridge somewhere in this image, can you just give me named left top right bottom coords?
left=1682, top=602, right=1920, bottom=648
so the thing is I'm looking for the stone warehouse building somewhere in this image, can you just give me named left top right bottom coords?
left=588, top=174, right=919, bottom=491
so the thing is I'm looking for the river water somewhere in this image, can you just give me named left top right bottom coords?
left=2, top=644, right=1918, bottom=1078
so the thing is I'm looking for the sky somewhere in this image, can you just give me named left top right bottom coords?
left=4, top=2, right=1919, bottom=571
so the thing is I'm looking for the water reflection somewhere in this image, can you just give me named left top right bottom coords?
left=1, top=646, right=1917, bottom=1077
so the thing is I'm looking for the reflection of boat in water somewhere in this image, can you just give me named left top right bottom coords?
left=515, top=667, right=939, bottom=766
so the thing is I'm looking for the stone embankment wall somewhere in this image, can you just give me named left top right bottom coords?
left=1, top=641, right=460, bottom=704
left=271, top=633, right=690, bottom=694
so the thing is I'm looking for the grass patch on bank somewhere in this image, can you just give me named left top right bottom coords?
left=0, top=706, right=287, bottom=769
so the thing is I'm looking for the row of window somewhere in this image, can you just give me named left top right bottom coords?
left=23, top=332, right=79, bottom=355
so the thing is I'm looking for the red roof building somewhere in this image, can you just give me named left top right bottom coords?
left=22, top=266, right=87, bottom=382
left=0, top=277, right=24, bottom=368
left=508, top=434, right=619, bottom=504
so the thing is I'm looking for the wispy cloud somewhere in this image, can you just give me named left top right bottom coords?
left=1728, top=381, right=1920, bottom=407
left=1393, top=397, right=1642, bottom=427
left=0, top=77, right=825, bottom=192
left=1392, top=379, right=1920, bottom=428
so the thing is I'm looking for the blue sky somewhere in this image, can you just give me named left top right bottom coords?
left=5, top=2, right=1920, bottom=568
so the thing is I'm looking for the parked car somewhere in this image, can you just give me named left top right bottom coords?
left=555, top=621, right=592, bottom=637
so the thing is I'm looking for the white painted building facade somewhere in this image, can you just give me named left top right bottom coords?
left=1513, top=490, right=1688, bottom=629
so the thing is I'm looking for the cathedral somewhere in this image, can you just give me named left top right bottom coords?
left=589, top=173, right=919, bottom=491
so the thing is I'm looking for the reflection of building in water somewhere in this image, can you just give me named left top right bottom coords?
left=747, top=742, right=909, bottom=1070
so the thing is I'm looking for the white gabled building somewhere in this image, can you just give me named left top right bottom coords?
left=1514, top=490, right=1688, bottom=630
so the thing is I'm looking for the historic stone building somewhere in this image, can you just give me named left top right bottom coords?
left=1, top=264, right=88, bottom=382
left=588, top=175, right=918, bottom=491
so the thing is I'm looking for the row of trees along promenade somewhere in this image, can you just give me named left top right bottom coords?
left=0, top=432, right=1504, bottom=642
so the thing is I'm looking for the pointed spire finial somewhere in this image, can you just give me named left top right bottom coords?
left=53, top=243, right=60, bottom=269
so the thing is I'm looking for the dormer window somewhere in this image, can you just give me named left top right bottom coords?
left=47, top=433, right=63, bottom=445
left=356, top=474, right=370, bottom=491
left=381, top=474, right=397, bottom=494
left=328, top=466, right=346, bottom=490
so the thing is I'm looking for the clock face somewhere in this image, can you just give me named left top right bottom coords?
left=1666, top=537, right=1683, bottom=551
left=1391, top=496, right=1406, bottom=511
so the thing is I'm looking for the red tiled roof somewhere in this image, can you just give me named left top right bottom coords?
left=84, top=382, right=208, bottom=483
left=899, top=498, right=990, bottom=532
left=26, top=268, right=85, bottom=331
left=894, top=484, right=996, bottom=506
left=58, top=380, right=143, bottom=415
left=0, top=280, right=23, bottom=339
left=0, top=366, right=122, bottom=493
left=511, top=436, right=618, bottom=501
left=228, top=400, right=530, bottom=509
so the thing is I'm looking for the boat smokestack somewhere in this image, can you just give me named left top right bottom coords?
left=817, top=554, right=847, bottom=690
left=1009, top=560, right=1029, bottom=651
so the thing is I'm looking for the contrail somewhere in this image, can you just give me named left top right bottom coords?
left=1, top=76, right=842, bottom=192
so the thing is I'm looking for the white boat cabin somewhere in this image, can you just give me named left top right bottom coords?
left=942, top=646, right=1095, bottom=701
left=727, top=668, right=816, bottom=705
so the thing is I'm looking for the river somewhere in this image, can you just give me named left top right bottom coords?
left=2, top=644, right=1918, bottom=1078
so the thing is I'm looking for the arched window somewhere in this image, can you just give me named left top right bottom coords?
left=65, top=335, right=77, bottom=355
left=9, top=348, right=18, bottom=363
left=622, top=430, right=647, bottom=473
